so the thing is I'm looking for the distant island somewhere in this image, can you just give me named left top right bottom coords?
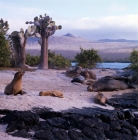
left=99, top=39, right=138, bottom=42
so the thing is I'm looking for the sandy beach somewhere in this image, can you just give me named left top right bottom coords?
left=0, top=68, right=137, bottom=140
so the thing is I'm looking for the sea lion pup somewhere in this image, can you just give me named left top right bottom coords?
left=4, top=71, right=25, bottom=95
left=71, top=75, right=85, bottom=84
left=87, top=77, right=134, bottom=92
left=94, top=92, right=107, bottom=106
left=39, top=90, right=64, bottom=98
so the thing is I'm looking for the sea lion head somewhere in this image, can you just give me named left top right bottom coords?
left=39, top=91, right=44, bottom=96
left=87, top=85, right=93, bottom=91
left=14, top=71, right=25, bottom=79
left=80, top=71, right=89, bottom=79
left=97, top=92, right=103, bottom=100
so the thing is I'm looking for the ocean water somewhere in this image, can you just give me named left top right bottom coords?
left=71, top=62, right=131, bottom=69
left=97, top=62, right=131, bottom=69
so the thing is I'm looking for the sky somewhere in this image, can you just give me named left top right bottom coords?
left=0, top=0, right=138, bottom=40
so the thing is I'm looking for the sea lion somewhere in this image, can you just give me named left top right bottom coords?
left=82, top=79, right=96, bottom=85
left=4, top=71, right=25, bottom=95
left=39, top=90, right=64, bottom=98
left=71, top=75, right=85, bottom=84
left=94, top=92, right=107, bottom=106
left=80, top=70, right=97, bottom=80
left=66, top=66, right=82, bottom=77
left=87, top=77, right=134, bottom=92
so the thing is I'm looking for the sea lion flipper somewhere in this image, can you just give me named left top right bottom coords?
left=14, top=90, right=26, bottom=95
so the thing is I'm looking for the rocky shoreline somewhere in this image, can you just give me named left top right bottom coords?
left=0, top=91, right=138, bottom=140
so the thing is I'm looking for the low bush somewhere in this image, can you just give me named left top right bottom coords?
left=48, top=50, right=71, bottom=69
left=75, top=47, right=101, bottom=68
left=26, top=50, right=71, bottom=69
left=129, top=49, right=138, bottom=83
left=26, top=54, right=40, bottom=66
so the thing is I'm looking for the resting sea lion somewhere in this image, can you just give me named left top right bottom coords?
left=39, top=90, right=64, bottom=98
left=4, top=71, right=25, bottom=95
left=80, top=70, right=97, bottom=80
left=94, top=92, right=107, bottom=106
left=87, top=77, right=134, bottom=92
left=71, top=75, right=85, bottom=84
left=66, top=66, right=82, bottom=77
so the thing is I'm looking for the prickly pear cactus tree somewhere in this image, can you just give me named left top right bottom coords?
left=11, top=25, right=36, bottom=68
left=26, top=14, right=62, bottom=70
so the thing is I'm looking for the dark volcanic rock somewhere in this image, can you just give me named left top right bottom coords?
left=6, top=121, right=26, bottom=132
left=107, top=92, right=138, bottom=109
left=105, top=131, right=123, bottom=139
left=2, top=93, right=138, bottom=140
left=34, top=130, right=55, bottom=140
left=52, top=130, right=70, bottom=140
left=2, top=110, right=39, bottom=125
left=82, top=127, right=97, bottom=139
left=68, top=130, right=90, bottom=140
left=77, top=117, right=102, bottom=129
left=12, top=129, right=32, bottom=138
left=124, top=110, right=135, bottom=120
left=1, top=111, right=16, bottom=124
left=47, top=117, right=69, bottom=129
left=38, top=121, right=52, bottom=131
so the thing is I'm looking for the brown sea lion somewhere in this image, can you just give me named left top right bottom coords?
left=87, top=77, right=134, bottom=92
left=94, top=92, right=107, bottom=106
left=39, top=90, right=64, bottom=98
left=66, top=66, right=82, bottom=77
left=80, top=70, right=97, bottom=80
left=4, top=71, right=25, bottom=95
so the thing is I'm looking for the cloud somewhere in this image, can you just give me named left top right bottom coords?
left=0, top=1, right=46, bottom=14
left=109, top=4, right=128, bottom=12
left=57, top=14, right=138, bottom=30
left=54, top=14, right=138, bottom=40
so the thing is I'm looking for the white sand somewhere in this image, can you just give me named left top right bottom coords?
left=0, top=68, right=136, bottom=139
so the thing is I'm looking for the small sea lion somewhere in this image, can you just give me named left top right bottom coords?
left=94, top=92, right=107, bottom=106
left=71, top=75, right=85, bottom=84
left=74, top=66, right=83, bottom=74
left=87, top=77, right=134, bottom=92
left=66, top=66, right=82, bottom=77
left=39, top=90, right=64, bottom=98
left=80, top=70, right=97, bottom=80
left=4, top=71, right=25, bottom=95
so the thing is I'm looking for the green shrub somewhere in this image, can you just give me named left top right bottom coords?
left=0, top=32, right=11, bottom=67
left=48, top=50, right=71, bottom=69
left=129, top=49, right=138, bottom=83
left=26, top=54, right=40, bottom=66
left=26, top=50, right=71, bottom=68
left=75, top=47, right=101, bottom=68
left=130, top=49, right=138, bottom=71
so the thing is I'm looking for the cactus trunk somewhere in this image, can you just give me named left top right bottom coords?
left=39, top=33, right=48, bottom=70
left=20, top=38, right=27, bottom=68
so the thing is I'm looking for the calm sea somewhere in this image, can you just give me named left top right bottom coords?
left=96, top=62, right=131, bottom=69
left=71, top=62, right=131, bottom=69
